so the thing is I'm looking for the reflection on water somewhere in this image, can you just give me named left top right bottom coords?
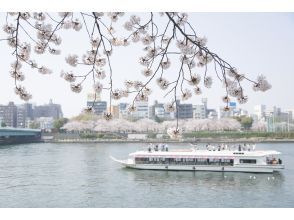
left=129, top=168, right=285, bottom=188
left=0, top=142, right=293, bottom=207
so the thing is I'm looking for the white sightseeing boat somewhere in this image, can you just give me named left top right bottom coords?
left=111, top=144, right=284, bottom=173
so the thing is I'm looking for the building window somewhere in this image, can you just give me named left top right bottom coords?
left=239, top=159, right=256, bottom=164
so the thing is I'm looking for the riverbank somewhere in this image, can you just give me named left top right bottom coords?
left=44, top=137, right=294, bottom=144
left=41, top=131, right=294, bottom=144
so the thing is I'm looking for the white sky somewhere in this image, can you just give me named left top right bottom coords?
left=0, top=12, right=293, bottom=117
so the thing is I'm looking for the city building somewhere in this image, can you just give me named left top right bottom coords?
left=201, top=98, right=208, bottom=118
left=119, top=103, right=130, bottom=119
left=110, top=105, right=119, bottom=119
left=207, top=109, right=218, bottom=119
left=16, top=103, right=35, bottom=128
left=218, top=102, right=248, bottom=119
left=130, top=97, right=149, bottom=119
left=176, top=101, right=193, bottom=119
left=0, top=100, right=63, bottom=129
left=149, top=100, right=173, bottom=120
left=35, top=117, right=54, bottom=131
left=86, top=93, right=107, bottom=116
left=0, top=102, right=17, bottom=127
left=87, top=101, right=107, bottom=116
left=16, top=106, right=26, bottom=128
left=254, top=104, right=266, bottom=121
left=34, top=99, right=63, bottom=119
left=193, top=104, right=206, bottom=119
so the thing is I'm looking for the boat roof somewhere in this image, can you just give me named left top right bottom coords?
left=130, top=150, right=281, bottom=157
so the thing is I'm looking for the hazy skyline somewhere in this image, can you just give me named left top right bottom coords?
left=1, top=13, right=293, bottom=117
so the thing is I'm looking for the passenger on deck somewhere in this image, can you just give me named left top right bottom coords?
left=165, top=145, right=169, bottom=152
left=161, top=144, right=165, bottom=151
left=148, top=146, right=151, bottom=152
left=155, top=145, right=158, bottom=151
left=238, top=144, right=242, bottom=151
left=218, top=145, right=221, bottom=151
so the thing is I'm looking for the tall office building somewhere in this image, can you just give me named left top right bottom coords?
left=176, top=100, right=193, bottom=119
left=254, top=104, right=266, bottom=121
left=0, top=102, right=17, bottom=127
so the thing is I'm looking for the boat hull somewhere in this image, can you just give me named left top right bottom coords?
left=122, top=164, right=284, bottom=173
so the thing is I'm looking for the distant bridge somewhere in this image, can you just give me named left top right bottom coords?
left=0, top=127, right=42, bottom=145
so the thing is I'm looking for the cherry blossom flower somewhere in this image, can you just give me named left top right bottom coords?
left=83, top=106, right=94, bottom=114
left=194, top=87, right=202, bottom=95
left=139, top=56, right=149, bottom=66
left=33, top=12, right=46, bottom=21
left=70, top=83, right=82, bottom=93
left=195, top=36, right=207, bottom=47
left=123, top=21, right=133, bottom=31
left=93, top=82, right=103, bottom=93
left=222, top=96, right=230, bottom=103
left=161, top=59, right=171, bottom=69
left=237, top=95, right=248, bottom=104
left=167, top=127, right=182, bottom=139
left=65, top=54, right=79, bottom=67
left=60, top=70, right=76, bottom=82
left=130, top=15, right=141, bottom=25
left=95, top=69, right=106, bottom=79
left=132, top=32, right=140, bottom=43
left=128, top=105, right=137, bottom=112
left=137, top=92, right=148, bottom=101
left=164, top=103, right=175, bottom=112
left=188, top=74, right=201, bottom=86
left=141, top=68, right=153, bottom=77
left=181, top=89, right=192, bottom=100
left=133, top=81, right=144, bottom=90
left=95, top=57, right=106, bottom=67
left=253, top=75, right=272, bottom=92
left=20, top=12, right=30, bottom=20
left=72, top=19, right=82, bottom=31
left=38, top=66, right=52, bottom=74
left=112, top=89, right=122, bottom=100
left=124, top=80, right=133, bottom=88
left=34, top=42, right=46, bottom=54
left=10, top=70, right=25, bottom=81
left=156, top=77, right=169, bottom=90
left=143, top=87, right=152, bottom=95
left=103, top=112, right=113, bottom=121
left=3, top=24, right=15, bottom=34
left=14, top=86, right=32, bottom=101
left=204, top=76, right=213, bottom=88
left=141, top=35, right=153, bottom=45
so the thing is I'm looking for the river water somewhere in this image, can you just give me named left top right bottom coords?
left=0, top=142, right=293, bottom=208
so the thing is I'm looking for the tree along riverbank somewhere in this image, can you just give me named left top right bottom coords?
left=43, top=131, right=294, bottom=144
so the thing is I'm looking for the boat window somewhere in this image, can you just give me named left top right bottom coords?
left=239, top=159, right=256, bottom=164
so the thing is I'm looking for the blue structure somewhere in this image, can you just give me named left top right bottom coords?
left=0, top=127, right=42, bottom=145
